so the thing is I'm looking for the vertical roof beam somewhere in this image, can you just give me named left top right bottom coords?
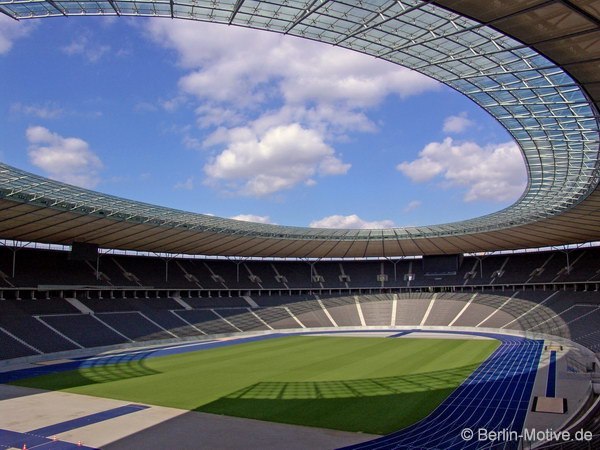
left=107, top=0, right=121, bottom=15
left=47, top=0, right=67, bottom=16
left=228, top=0, right=245, bottom=25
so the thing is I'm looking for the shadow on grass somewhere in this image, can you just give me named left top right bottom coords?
left=196, top=363, right=481, bottom=435
left=11, top=350, right=161, bottom=391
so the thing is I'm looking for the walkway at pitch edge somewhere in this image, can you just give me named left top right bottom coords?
left=388, top=331, right=413, bottom=338
left=1, top=329, right=527, bottom=384
left=0, top=404, right=149, bottom=449
left=0, top=335, right=276, bottom=383
left=0, top=330, right=416, bottom=383
left=339, top=332, right=543, bottom=450
left=0, top=329, right=543, bottom=449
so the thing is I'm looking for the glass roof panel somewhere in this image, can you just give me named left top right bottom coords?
left=0, top=0, right=597, bottom=248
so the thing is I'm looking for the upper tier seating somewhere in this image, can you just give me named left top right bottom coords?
left=3, top=246, right=600, bottom=291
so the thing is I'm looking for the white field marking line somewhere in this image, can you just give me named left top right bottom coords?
left=92, top=314, right=134, bottom=342
left=354, top=296, right=366, bottom=327
left=448, top=293, right=478, bottom=326
left=210, top=309, right=243, bottom=332
left=420, top=293, right=438, bottom=326
left=284, top=307, right=306, bottom=328
left=34, top=315, right=84, bottom=349
left=501, top=291, right=559, bottom=329
left=317, top=298, right=338, bottom=327
left=247, top=308, right=274, bottom=330
left=169, top=310, right=207, bottom=335
left=0, top=325, right=43, bottom=354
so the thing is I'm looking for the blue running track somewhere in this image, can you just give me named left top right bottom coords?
left=388, top=331, right=413, bottom=338
left=0, top=330, right=543, bottom=449
left=340, top=333, right=543, bottom=450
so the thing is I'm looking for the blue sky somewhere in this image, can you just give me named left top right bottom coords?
left=0, top=16, right=527, bottom=229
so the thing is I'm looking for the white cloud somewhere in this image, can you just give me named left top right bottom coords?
left=147, top=21, right=438, bottom=108
left=145, top=21, right=439, bottom=196
left=160, top=96, right=187, bottom=112
left=26, top=126, right=103, bottom=188
left=61, top=35, right=110, bottom=63
left=182, top=135, right=204, bottom=151
left=204, top=123, right=349, bottom=196
left=280, top=54, right=437, bottom=108
left=195, top=104, right=245, bottom=129
left=443, top=112, right=474, bottom=134
left=0, top=16, right=36, bottom=55
left=403, top=200, right=422, bottom=213
left=248, top=104, right=377, bottom=142
left=10, top=102, right=64, bottom=119
left=397, top=137, right=526, bottom=202
left=310, top=214, right=395, bottom=229
left=174, top=177, right=194, bottom=190
left=230, top=214, right=273, bottom=224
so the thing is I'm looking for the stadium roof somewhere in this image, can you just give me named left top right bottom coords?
left=0, top=0, right=599, bottom=258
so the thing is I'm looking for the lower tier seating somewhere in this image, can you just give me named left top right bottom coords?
left=2, top=290, right=600, bottom=360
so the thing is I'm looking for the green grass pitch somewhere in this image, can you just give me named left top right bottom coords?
left=11, top=335, right=499, bottom=435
